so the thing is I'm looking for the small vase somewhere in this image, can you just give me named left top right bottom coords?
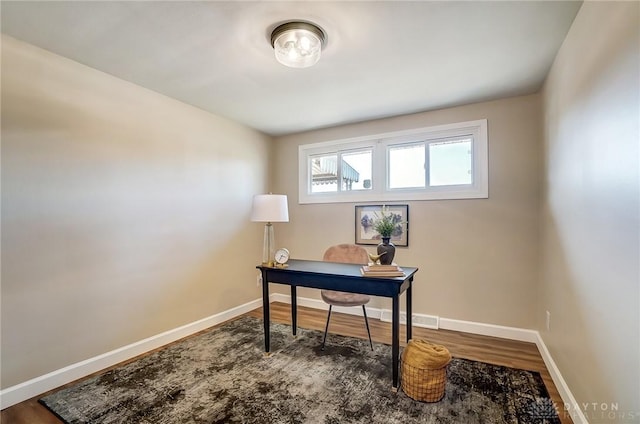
left=377, top=237, right=396, bottom=265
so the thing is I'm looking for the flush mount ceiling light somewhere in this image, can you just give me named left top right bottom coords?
left=270, top=21, right=326, bottom=68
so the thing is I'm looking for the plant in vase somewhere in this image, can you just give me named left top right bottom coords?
left=373, top=206, right=404, bottom=265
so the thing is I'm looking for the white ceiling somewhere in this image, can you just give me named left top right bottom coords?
left=1, top=1, right=581, bottom=136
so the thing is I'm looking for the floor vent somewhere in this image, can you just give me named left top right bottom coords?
left=379, top=310, right=439, bottom=329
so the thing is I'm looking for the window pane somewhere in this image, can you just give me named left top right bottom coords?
left=389, top=144, right=425, bottom=189
left=429, top=138, right=472, bottom=186
left=341, top=150, right=372, bottom=191
left=310, top=154, right=338, bottom=193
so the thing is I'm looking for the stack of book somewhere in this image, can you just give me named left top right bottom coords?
left=360, top=263, right=405, bottom=277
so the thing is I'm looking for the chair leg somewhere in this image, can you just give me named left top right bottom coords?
left=363, top=305, right=373, bottom=350
left=321, top=305, right=333, bottom=351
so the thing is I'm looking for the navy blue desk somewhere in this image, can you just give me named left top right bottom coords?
left=257, top=259, right=419, bottom=389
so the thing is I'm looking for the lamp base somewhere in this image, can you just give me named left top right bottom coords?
left=262, top=222, right=275, bottom=267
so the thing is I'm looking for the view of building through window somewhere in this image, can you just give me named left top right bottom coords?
left=299, top=119, right=487, bottom=203
left=310, top=150, right=372, bottom=192
left=311, top=139, right=473, bottom=192
left=342, top=150, right=372, bottom=191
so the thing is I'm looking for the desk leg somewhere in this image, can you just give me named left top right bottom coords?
left=406, top=280, right=413, bottom=342
left=261, top=269, right=270, bottom=354
left=392, top=294, right=400, bottom=390
left=291, top=285, right=297, bottom=336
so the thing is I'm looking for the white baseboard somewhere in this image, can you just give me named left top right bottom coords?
left=0, top=298, right=262, bottom=409
left=272, top=293, right=442, bottom=329
left=535, top=333, right=588, bottom=424
left=438, top=317, right=539, bottom=343
left=274, top=293, right=537, bottom=341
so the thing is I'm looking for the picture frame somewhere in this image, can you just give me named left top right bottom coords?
left=355, top=204, right=409, bottom=246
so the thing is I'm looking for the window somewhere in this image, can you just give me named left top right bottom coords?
left=298, top=120, right=488, bottom=204
left=387, top=136, right=473, bottom=189
left=309, top=149, right=373, bottom=193
left=428, top=137, right=472, bottom=186
left=389, top=143, right=425, bottom=189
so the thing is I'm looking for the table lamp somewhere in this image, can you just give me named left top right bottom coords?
left=251, top=194, right=289, bottom=267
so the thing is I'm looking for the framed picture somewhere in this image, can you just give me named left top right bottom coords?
left=355, top=204, right=409, bottom=246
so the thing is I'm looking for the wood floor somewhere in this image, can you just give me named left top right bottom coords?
left=1, top=302, right=573, bottom=423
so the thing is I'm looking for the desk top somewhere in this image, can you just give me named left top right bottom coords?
left=257, top=259, right=418, bottom=297
left=259, top=259, right=417, bottom=279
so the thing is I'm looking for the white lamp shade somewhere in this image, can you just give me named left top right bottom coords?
left=251, top=194, right=289, bottom=222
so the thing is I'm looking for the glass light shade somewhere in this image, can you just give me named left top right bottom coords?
left=271, top=22, right=325, bottom=68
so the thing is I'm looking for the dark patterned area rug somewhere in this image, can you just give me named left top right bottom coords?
left=40, top=316, right=560, bottom=423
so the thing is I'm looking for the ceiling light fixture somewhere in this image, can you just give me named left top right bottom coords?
left=270, top=21, right=326, bottom=68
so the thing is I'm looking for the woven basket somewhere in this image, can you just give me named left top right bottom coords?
left=401, top=340, right=450, bottom=402
left=401, top=360, right=447, bottom=402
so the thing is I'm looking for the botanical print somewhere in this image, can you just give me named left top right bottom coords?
left=355, top=205, right=408, bottom=246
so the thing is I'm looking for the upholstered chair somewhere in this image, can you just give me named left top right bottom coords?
left=321, top=244, right=374, bottom=350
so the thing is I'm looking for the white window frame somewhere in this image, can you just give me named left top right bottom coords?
left=298, top=119, right=488, bottom=204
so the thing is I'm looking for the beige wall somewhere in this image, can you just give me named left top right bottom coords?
left=541, top=1, right=639, bottom=418
left=0, top=35, right=272, bottom=388
left=273, top=94, right=542, bottom=329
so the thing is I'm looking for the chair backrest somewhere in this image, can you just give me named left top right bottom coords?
left=323, top=244, right=369, bottom=265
